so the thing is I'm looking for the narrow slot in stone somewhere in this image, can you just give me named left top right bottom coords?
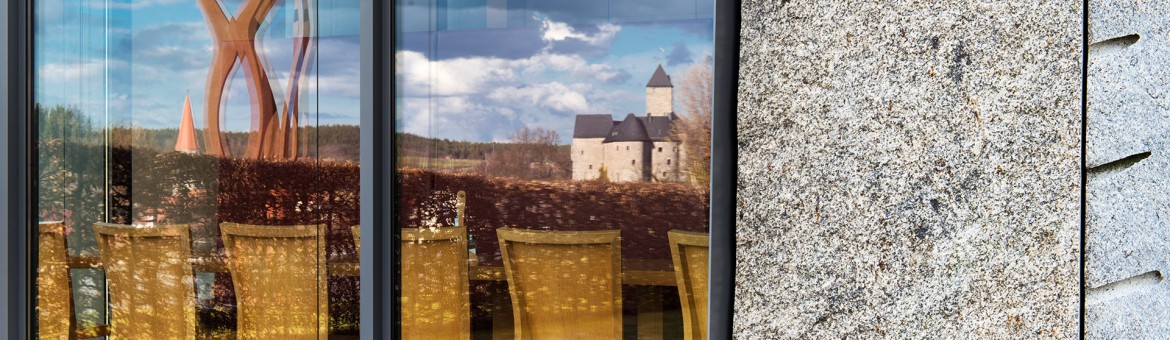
left=1089, top=34, right=1140, bottom=57
left=1088, top=151, right=1150, bottom=175
left=1086, top=270, right=1164, bottom=305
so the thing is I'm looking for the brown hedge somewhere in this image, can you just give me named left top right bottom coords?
left=40, top=144, right=710, bottom=334
left=39, top=143, right=710, bottom=263
left=397, top=168, right=711, bottom=266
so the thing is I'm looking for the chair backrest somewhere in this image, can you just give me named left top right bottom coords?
left=220, top=223, right=328, bottom=340
left=401, top=226, right=470, bottom=340
left=668, top=230, right=709, bottom=340
left=350, top=225, right=360, bottom=254
left=37, top=221, right=74, bottom=340
left=351, top=190, right=464, bottom=255
left=497, top=228, right=622, bottom=339
left=93, top=223, right=197, bottom=339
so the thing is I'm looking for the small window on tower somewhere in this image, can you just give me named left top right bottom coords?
left=658, top=147, right=663, bottom=152
left=667, top=159, right=671, bottom=165
left=631, top=160, right=636, bottom=165
left=581, top=150, right=584, bottom=155
left=626, top=146, right=629, bottom=151
left=589, top=165, right=593, bottom=170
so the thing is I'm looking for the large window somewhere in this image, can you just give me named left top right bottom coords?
left=394, top=0, right=716, bottom=338
left=19, top=0, right=731, bottom=338
left=33, top=0, right=361, bottom=338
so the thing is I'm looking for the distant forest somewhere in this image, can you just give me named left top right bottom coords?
left=36, top=104, right=571, bottom=179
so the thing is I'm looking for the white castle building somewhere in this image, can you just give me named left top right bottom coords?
left=571, top=65, right=685, bottom=182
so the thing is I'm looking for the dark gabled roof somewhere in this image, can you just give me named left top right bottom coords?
left=603, top=114, right=652, bottom=143
left=646, top=64, right=672, bottom=88
left=573, top=114, right=617, bottom=138
left=641, top=114, right=676, bottom=141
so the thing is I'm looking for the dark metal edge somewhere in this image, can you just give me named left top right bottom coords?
left=359, top=0, right=395, bottom=338
left=709, top=0, right=741, bottom=339
left=1079, top=0, right=1088, bottom=337
left=5, top=0, right=33, bottom=338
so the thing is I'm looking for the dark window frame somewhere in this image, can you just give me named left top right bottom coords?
left=2, top=0, right=739, bottom=338
left=4, top=0, right=33, bottom=337
left=709, top=0, right=741, bottom=335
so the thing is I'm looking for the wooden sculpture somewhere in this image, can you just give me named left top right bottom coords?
left=197, top=0, right=314, bottom=160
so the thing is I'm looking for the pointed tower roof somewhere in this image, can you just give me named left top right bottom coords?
left=175, top=94, right=200, bottom=153
left=604, top=113, right=652, bottom=143
left=646, top=64, right=672, bottom=88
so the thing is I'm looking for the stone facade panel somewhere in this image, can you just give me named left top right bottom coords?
left=571, top=138, right=606, bottom=180
left=603, top=141, right=650, bottom=182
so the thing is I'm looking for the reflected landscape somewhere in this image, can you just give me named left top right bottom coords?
left=35, top=0, right=360, bottom=338
left=396, top=0, right=715, bottom=338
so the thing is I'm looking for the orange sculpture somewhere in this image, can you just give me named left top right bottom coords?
left=175, top=94, right=200, bottom=153
left=197, top=0, right=313, bottom=160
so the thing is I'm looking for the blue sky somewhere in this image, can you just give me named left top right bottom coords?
left=33, top=0, right=713, bottom=144
left=34, top=0, right=362, bottom=134
left=396, top=0, right=715, bottom=142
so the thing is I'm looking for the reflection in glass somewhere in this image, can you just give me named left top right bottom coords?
left=396, top=0, right=715, bottom=338
left=33, top=0, right=360, bottom=338
left=94, top=223, right=197, bottom=339
left=400, top=225, right=471, bottom=340
left=220, top=223, right=329, bottom=339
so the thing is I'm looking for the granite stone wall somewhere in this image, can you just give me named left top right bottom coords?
left=734, top=1, right=1081, bottom=338
left=1086, top=1, right=1170, bottom=338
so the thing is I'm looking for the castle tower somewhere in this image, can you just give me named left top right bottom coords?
left=645, top=64, right=673, bottom=117
left=175, top=94, right=200, bottom=153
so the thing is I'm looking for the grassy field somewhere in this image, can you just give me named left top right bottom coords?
left=398, top=156, right=483, bottom=170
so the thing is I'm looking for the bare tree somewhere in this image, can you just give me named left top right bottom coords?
left=482, top=126, right=569, bottom=180
left=673, top=57, right=713, bottom=186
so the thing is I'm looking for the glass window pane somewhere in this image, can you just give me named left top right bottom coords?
left=33, top=0, right=361, bottom=338
left=395, top=0, right=715, bottom=338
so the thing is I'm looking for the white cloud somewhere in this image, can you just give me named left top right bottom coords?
left=396, top=51, right=518, bottom=97
left=487, top=82, right=591, bottom=114
left=521, top=53, right=629, bottom=84
left=302, top=74, right=360, bottom=98
left=540, top=19, right=620, bottom=46
left=398, top=96, right=519, bottom=141
left=39, top=60, right=108, bottom=84
left=393, top=18, right=640, bottom=142
left=396, top=50, right=627, bottom=99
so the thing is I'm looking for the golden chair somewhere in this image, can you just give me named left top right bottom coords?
left=350, top=225, right=360, bottom=254
left=37, top=221, right=73, bottom=340
left=400, top=226, right=470, bottom=340
left=497, top=228, right=622, bottom=339
left=93, top=223, right=197, bottom=339
left=220, top=223, right=328, bottom=340
left=668, top=230, right=709, bottom=340
left=352, top=191, right=469, bottom=339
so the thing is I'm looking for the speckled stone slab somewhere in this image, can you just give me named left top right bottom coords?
left=734, top=1, right=1081, bottom=338
left=1086, top=0, right=1170, bottom=337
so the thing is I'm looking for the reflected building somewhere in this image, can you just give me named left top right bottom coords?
left=571, top=65, right=684, bottom=182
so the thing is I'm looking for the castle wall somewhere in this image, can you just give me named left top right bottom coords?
left=570, top=138, right=606, bottom=180
left=646, top=87, right=673, bottom=116
left=650, top=141, right=681, bottom=182
left=602, top=141, right=650, bottom=182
